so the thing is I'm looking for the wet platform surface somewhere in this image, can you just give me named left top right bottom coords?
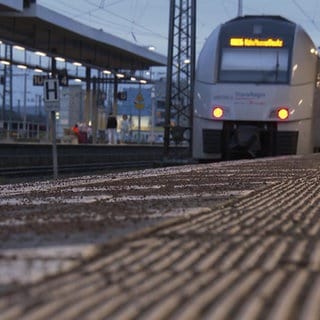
left=0, top=154, right=320, bottom=319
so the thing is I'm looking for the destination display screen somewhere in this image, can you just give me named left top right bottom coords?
left=230, top=37, right=284, bottom=47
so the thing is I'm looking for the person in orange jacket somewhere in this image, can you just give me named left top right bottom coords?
left=72, top=123, right=80, bottom=142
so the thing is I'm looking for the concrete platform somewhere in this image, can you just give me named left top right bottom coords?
left=0, top=154, right=320, bottom=319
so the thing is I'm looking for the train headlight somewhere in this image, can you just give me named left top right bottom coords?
left=277, top=107, right=289, bottom=120
left=212, top=106, right=224, bottom=119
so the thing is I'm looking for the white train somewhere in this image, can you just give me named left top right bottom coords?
left=192, top=15, right=320, bottom=160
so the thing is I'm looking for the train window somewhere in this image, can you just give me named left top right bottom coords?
left=219, top=47, right=289, bottom=83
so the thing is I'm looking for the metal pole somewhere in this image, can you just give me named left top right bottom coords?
left=164, top=0, right=175, bottom=156
left=23, top=68, right=27, bottom=137
left=51, top=57, right=58, bottom=180
left=238, top=0, right=243, bottom=16
left=85, top=66, right=91, bottom=135
left=138, top=108, right=141, bottom=143
left=2, top=63, right=6, bottom=134
left=150, top=86, right=155, bottom=144
left=113, top=74, right=118, bottom=115
left=51, top=110, right=58, bottom=179
left=9, top=45, right=13, bottom=129
left=190, top=0, right=196, bottom=155
left=92, top=76, right=97, bottom=144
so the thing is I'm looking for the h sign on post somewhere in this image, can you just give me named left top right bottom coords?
left=44, top=79, right=59, bottom=102
left=43, top=79, right=60, bottom=112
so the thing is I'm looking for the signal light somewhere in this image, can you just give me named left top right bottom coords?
left=277, top=107, right=289, bottom=120
left=212, top=106, right=224, bottom=118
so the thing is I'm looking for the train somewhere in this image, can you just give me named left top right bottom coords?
left=192, top=15, right=320, bottom=160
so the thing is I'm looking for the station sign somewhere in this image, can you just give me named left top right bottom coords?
left=58, top=68, right=69, bottom=86
left=33, top=69, right=69, bottom=87
left=117, top=91, right=127, bottom=101
left=44, top=101, right=60, bottom=112
left=33, top=75, right=48, bottom=86
left=44, top=79, right=59, bottom=102
left=43, top=79, right=60, bottom=112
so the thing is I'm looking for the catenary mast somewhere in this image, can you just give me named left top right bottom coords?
left=164, top=0, right=196, bottom=157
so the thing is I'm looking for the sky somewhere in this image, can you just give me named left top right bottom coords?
left=36, top=0, right=320, bottom=57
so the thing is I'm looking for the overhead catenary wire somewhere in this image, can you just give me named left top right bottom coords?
left=292, top=0, right=320, bottom=32
left=39, top=0, right=168, bottom=44
left=36, top=0, right=320, bottom=53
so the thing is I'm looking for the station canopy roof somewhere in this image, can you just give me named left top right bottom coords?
left=0, top=0, right=167, bottom=71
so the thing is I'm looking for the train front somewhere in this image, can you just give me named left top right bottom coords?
left=192, top=15, right=319, bottom=160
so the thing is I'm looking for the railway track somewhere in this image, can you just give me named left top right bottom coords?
left=0, top=143, right=190, bottom=182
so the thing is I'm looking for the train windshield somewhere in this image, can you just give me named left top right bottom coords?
left=219, top=47, right=289, bottom=83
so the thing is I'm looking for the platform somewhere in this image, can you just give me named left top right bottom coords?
left=0, top=154, right=320, bottom=319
